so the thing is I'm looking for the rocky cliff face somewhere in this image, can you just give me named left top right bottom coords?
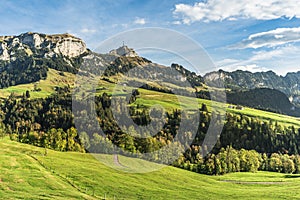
left=0, top=32, right=89, bottom=88
left=0, top=32, right=87, bottom=62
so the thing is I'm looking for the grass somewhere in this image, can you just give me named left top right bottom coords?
left=1, top=138, right=300, bottom=199
left=228, top=107, right=300, bottom=128
left=134, top=88, right=300, bottom=128
left=0, top=68, right=75, bottom=99
left=0, top=137, right=93, bottom=199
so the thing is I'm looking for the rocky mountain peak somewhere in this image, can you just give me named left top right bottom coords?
left=0, top=32, right=87, bottom=61
left=109, top=45, right=138, bottom=57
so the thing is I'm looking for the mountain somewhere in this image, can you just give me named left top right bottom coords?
left=171, top=63, right=204, bottom=87
left=204, top=69, right=300, bottom=106
left=0, top=32, right=88, bottom=88
left=0, top=32, right=202, bottom=104
left=227, top=88, right=300, bottom=116
left=1, top=32, right=299, bottom=117
left=0, top=32, right=87, bottom=59
left=109, top=45, right=138, bottom=57
left=3, top=32, right=300, bottom=182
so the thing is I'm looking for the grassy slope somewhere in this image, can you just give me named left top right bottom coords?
left=134, top=88, right=300, bottom=128
left=1, top=70, right=300, bottom=128
left=0, top=137, right=94, bottom=200
left=0, top=68, right=75, bottom=99
left=1, top=138, right=300, bottom=199
left=94, top=76, right=300, bottom=128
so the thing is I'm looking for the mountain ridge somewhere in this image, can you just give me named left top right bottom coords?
left=204, top=69, right=300, bottom=106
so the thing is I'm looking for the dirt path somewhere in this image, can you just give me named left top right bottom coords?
left=114, top=154, right=128, bottom=168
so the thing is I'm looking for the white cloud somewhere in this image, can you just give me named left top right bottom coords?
left=217, top=58, right=268, bottom=72
left=134, top=17, right=146, bottom=25
left=80, top=28, right=97, bottom=33
left=232, top=27, right=300, bottom=49
left=217, top=45, right=300, bottom=75
left=245, top=45, right=300, bottom=62
left=172, top=20, right=182, bottom=25
left=173, top=0, right=300, bottom=24
left=220, top=64, right=268, bottom=73
left=250, top=48, right=287, bottom=61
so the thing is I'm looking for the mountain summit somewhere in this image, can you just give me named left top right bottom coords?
left=0, top=32, right=87, bottom=61
left=109, top=45, right=138, bottom=57
left=0, top=32, right=88, bottom=88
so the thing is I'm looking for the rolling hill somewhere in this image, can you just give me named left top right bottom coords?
left=1, top=32, right=300, bottom=180
left=2, top=137, right=300, bottom=199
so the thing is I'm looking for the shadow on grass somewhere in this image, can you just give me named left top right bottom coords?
left=284, top=174, right=300, bottom=178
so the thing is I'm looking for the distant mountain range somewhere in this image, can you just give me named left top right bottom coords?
left=0, top=32, right=300, bottom=116
left=204, top=70, right=300, bottom=105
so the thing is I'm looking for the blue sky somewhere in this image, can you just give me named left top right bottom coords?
left=1, top=0, right=300, bottom=75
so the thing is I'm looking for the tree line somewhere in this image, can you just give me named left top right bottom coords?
left=175, top=145, right=300, bottom=175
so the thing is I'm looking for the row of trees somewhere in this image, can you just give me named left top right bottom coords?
left=9, top=127, right=85, bottom=152
left=176, top=146, right=300, bottom=175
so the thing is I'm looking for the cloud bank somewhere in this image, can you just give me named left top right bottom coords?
left=217, top=45, right=300, bottom=75
left=173, top=0, right=300, bottom=24
left=232, top=27, right=300, bottom=49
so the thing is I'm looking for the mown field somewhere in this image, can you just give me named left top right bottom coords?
left=1, top=138, right=300, bottom=199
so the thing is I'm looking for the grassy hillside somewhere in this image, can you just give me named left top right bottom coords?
left=1, top=71, right=300, bottom=128
left=2, top=138, right=300, bottom=199
left=0, top=68, right=75, bottom=99
left=133, top=88, right=300, bottom=128
left=92, top=75, right=300, bottom=128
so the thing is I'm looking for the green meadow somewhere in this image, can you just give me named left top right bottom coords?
left=1, top=138, right=300, bottom=199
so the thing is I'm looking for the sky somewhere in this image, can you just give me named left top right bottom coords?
left=1, top=0, right=300, bottom=75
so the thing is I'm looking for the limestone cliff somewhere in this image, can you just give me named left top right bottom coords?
left=0, top=32, right=87, bottom=61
